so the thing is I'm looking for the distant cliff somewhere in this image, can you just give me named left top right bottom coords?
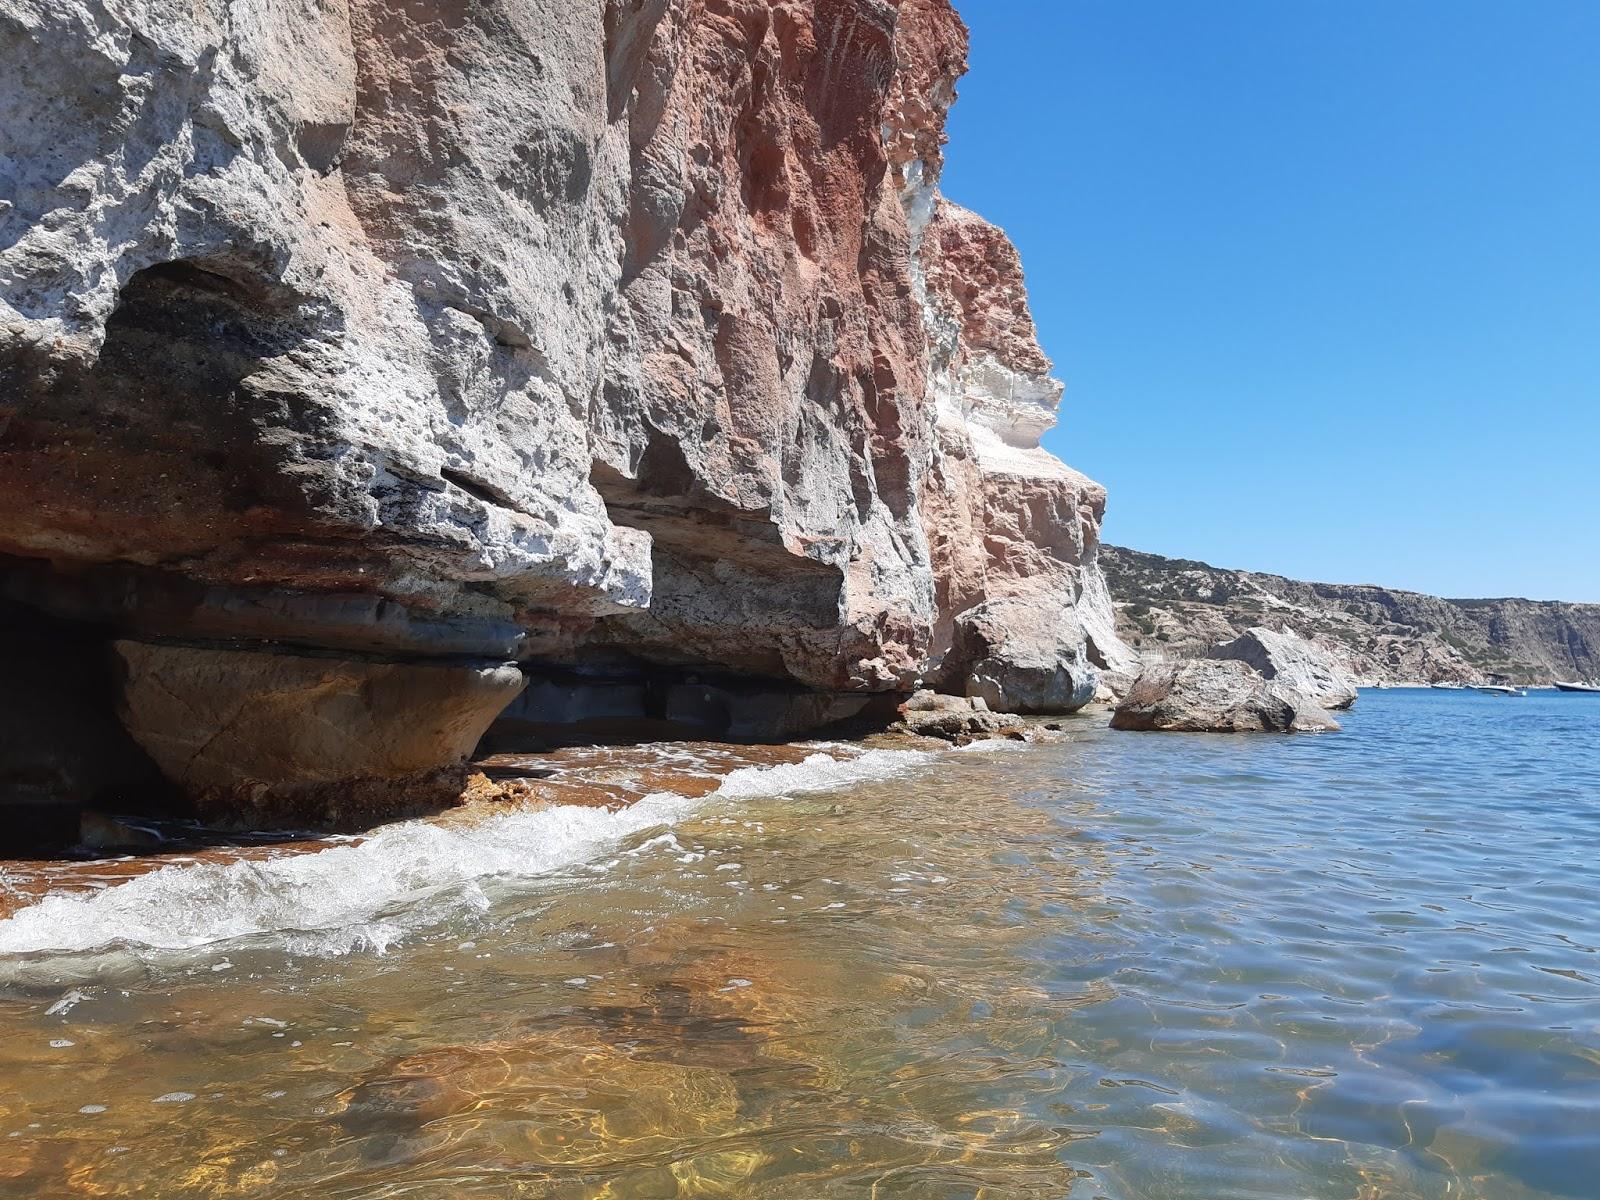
left=1103, top=546, right=1600, bottom=686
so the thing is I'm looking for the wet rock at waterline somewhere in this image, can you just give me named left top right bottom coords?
left=0, top=0, right=1129, bottom=832
left=1208, top=626, right=1359, bottom=710
left=114, top=642, right=524, bottom=829
left=1110, top=660, right=1340, bottom=733
left=891, top=690, right=1012, bottom=743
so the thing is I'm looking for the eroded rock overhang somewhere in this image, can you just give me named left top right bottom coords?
left=0, top=0, right=1130, bottom=842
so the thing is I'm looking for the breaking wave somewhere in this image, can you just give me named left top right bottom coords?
left=0, top=748, right=934, bottom=967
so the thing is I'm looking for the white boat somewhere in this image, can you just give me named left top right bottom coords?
left=1553, top=681, right=1600, bottom=694
left=1474, top=684, right=1527, bottom=697
left=1430, top=683, right=1465, bottom=690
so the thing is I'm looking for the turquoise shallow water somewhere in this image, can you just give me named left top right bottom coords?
left=0, top=689, right=1596, bottom=1198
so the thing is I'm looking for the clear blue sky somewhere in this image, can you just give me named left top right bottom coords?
left=941, top=1, right=1600, bottom=601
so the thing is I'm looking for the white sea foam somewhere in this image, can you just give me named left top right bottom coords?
left=0, top=748, right=933, bottom=964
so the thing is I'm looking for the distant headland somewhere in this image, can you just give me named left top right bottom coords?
left=1103, top=545, right=1600, bottom=688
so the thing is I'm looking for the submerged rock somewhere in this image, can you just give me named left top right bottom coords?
left=1110, top=660, right=1340, bottom=733
left=1208, top=626, right=1359, bottom=710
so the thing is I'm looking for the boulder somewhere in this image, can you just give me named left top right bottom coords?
left=892, top=691, right=1009, bottom=742
left=113, top=642, right=525, bottom=829
left=950, top=600, right=1100, bottom=714
left=1208, top=626, right=1358, bottom=710
left=1110, top=660, right=1340, bottom=733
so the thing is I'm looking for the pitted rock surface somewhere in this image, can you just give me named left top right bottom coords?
left=1, top=0, right=1130, bottom=819
left=1111, top=660, right=1340, bottom=734
left=1208, top=626, right=1359, bottom=711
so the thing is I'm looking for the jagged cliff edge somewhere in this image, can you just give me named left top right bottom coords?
left=0, top=0, right=1130, bottom=832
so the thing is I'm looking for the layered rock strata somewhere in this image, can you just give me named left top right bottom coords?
left=0, top=0, right=1126, bottom=833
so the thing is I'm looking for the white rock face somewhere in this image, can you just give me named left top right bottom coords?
left=0, top=0, right=653, bottom=649
left=0, top=0, right=1132, bottom=820
left=1208, top=627, right=1360, bottom=711
left=1111, top=659, right=1341, bottom=734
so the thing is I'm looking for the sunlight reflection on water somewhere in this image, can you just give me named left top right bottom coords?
left=0, top=691, right=1596, bottom=1198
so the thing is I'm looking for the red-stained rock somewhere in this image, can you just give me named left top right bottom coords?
left=922, top=198, right=1053, bottom=382
left=0, top=0, right=1131, bottom=823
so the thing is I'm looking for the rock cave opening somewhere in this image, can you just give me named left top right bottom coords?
left=0, top=585, right=183, bottom=857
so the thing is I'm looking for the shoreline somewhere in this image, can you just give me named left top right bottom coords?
left=0, top=723, right=1081, bottom=953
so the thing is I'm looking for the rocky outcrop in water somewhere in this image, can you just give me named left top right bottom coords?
left=1110, top=660, right=1340, bottom=734
left=0, top=0, right=1126, bottom=835
left=890, top=689, right=1007, bottom=742
left=1208, top=626, right=1358, bottom=710
left=1104, top=546, right=1600, bottom=687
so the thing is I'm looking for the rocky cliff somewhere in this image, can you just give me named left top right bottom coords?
left=1104, top=546, right=1600, bottom=687
left=0, top=0, right=1126, bottom=836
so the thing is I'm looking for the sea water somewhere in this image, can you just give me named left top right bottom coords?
left=0, top=690, right=1594, bottom=1198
